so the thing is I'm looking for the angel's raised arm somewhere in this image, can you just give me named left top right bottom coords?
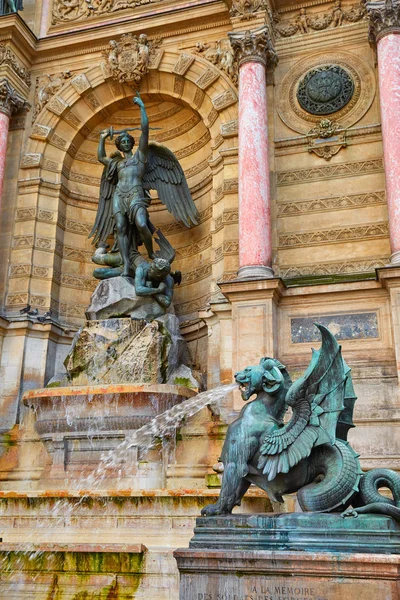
left=97, top=129, right=111, bottom=166
left=133, top=92, right=149, bottom=157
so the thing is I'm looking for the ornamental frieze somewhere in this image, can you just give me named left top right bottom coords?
left=279, top=258, right=388, bottom=279
left=52, top=0, right=159, bottom=24
left=272, top=1, right=366, bottom=38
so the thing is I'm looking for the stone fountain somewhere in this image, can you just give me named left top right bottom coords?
left=0, top=97, right=269, bottom=598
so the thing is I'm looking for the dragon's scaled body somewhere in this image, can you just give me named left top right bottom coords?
left=202, top=324, right=400, bottom=521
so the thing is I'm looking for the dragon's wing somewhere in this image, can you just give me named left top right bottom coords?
left=88, top=157, right=120, bottom=245
left=258, top=324, right=347, bottom=481
left=142, top=142, right=199, bottom=227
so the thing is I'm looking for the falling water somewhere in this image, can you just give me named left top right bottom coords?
left=1, top=382, right=237, bottom=585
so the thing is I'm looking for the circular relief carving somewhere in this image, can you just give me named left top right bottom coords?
left=297, top=66, right=354, bottom=115
left=276, top=52, right=376, bottom=134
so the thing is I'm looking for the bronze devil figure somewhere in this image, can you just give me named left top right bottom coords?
left=202, top=324, right=400, bottom=520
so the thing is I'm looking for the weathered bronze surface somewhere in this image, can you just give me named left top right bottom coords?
left=89, top=93, right=197, bottom=308
left=202, top=324, right=400, bottom=521
left=0, top=0, right=22, bottom=14
left=297, top=65, right=354, bottom=115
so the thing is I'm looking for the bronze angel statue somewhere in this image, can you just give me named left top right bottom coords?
left=202, top=324, right=400, bottom=521
left=89, top=92, right=198, bottom=279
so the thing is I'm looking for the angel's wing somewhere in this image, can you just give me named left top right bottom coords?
left=142, top=142, right=199, bottom=227
left=258, top=324, right=347, bottom=481
left=88, top=156, right=121, bottom=245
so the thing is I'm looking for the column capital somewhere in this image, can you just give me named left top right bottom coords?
left=228, top=26, right=278, bottom=69
left=0, top=78, right=29, bottom=117
left=366, top=0, right=400, bottom=43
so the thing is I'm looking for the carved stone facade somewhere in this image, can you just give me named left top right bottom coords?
left=0, top=2, right=398, bottom=597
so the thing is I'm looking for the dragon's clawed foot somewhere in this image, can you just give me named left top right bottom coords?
left=341, top=508, right=359, bottom=519
left=201, top=503, right=229, bottom=517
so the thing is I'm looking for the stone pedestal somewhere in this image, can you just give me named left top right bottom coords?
left=175, top=513, right=400, bottom=599
left=175, top=548, right=400, bottom=600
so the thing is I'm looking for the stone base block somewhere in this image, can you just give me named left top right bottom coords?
left=174, top=548, right=400, bottom=600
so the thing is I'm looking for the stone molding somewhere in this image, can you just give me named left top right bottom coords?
left=277, top=158, right=383, bottom=185
left=279, top=257, right=388, bottom=278
left=278, top=190, right=386, bottom=216
left=0, top=79, right=29, bottom=117
left=228, top=26, right=278, bottom=68
left=366, top=0, right=400, bottom=42
left=278, top=222, right=388, bottom=249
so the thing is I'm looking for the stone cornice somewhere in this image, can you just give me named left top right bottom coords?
left=366, top=0, right=400, bottom=43
left=228, top=26, right=278, bottom=68
left=0, top=78, right=29, bottom=116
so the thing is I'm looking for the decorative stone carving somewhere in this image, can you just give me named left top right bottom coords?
left=332, top=0, right=344, bottom=26
left=0, top=44, right=30, bottom=87
left=277, top=52, right=375, bottom=133
left=101, top=33, right=162, bottom=87
left=297, top=66, right=354, bottom=116
left=230, top=0, right=266, bottom=20
left=193, top=40, right=238, bottom=86
left=228, top=27, right=277, bottom=69
left=307, top=119, right=347, bottom=160
left=0, top=79, right=28, bottom=116
left=33, top=70, right=72, bottom=121
left=366, top=0, right=400, bottom=43
left=272, top=2, right=366, bottom=38
left=52, top=0, right=159, bottom=24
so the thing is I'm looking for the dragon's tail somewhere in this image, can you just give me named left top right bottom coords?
left=354, top=468, right=400, bottom=521
left=297, top=440, right=363, bottom=513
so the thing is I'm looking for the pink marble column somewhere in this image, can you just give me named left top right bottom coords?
left=0, top=111, right=10, bottom=207
left=367, top=0, right=400, bottom=264
left=229, top=28, right=277, bottom=279
left=0, top=79, right=27, bottom=209
left=377, top=34, right=400, bottom=263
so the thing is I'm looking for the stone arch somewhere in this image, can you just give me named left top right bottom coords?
left=11, top=52, right=239, bottom=325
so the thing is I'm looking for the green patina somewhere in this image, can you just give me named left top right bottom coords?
left=201, top=324, right=400, bottom=524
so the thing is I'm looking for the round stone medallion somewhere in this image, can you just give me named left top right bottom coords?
left=297, top=65, right=354, bottom=115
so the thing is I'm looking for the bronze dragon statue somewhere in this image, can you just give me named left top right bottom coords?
left=202, top=324, right=400, bottom=520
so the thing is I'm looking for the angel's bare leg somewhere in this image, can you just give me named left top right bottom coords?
left=135, top=207, right=155, bottom=259
left=114, top=213, right=131, bottom=277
